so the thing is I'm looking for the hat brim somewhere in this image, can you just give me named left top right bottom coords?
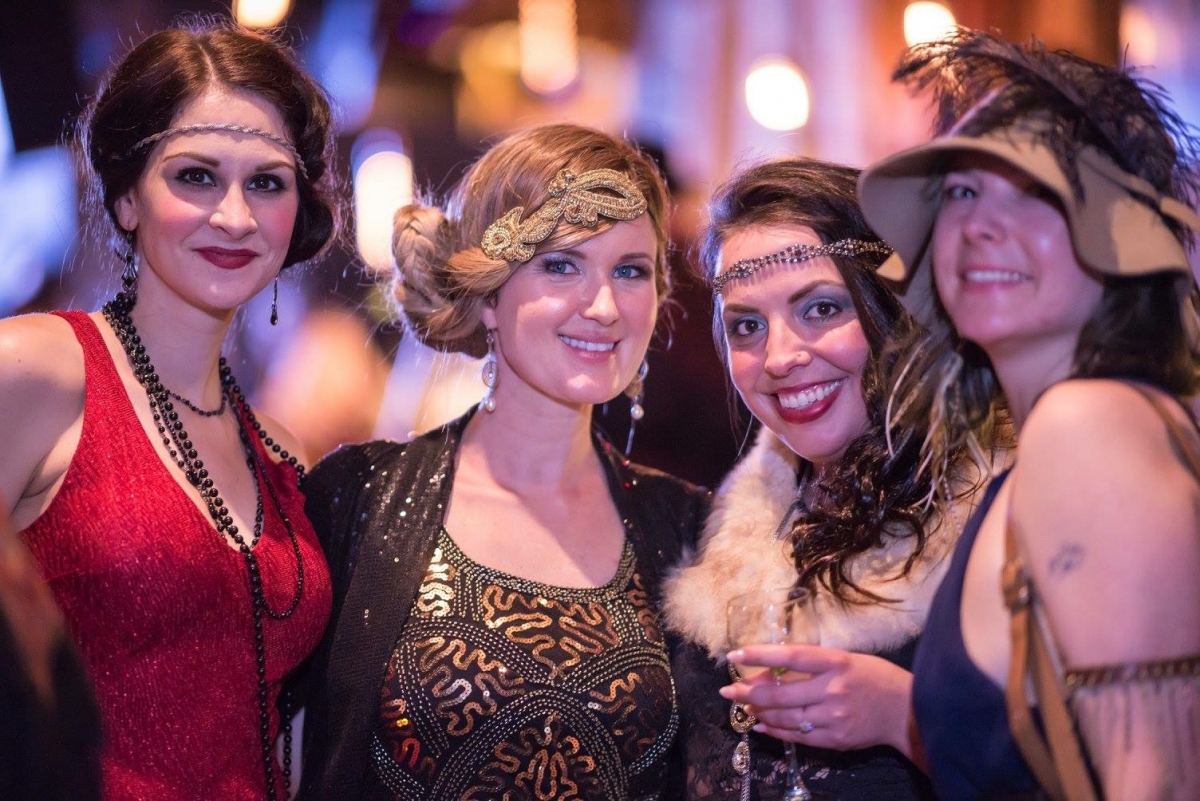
left=859, top=129, right=1198, bottom=325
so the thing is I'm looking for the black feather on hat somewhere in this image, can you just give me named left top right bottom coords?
left=893, top=29, right=1200, bottom=243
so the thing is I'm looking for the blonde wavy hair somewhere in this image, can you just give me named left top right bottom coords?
left=386, top=124, right=671, bottom=358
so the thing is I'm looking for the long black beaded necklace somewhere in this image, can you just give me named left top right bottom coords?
left=102, top=287, right=305, bottom=800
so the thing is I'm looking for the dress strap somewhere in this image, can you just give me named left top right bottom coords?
left=47, top=311, right=130, bottom=410
left=1121, top=382, right=1200, bottom=484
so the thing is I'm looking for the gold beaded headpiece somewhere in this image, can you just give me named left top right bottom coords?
left=711, top=239, right=893, bottom=295
left=125, top=123, right=308, bottom=179
left=480, top=168, right=648, bottom=263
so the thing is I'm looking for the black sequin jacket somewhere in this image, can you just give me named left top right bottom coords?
left=297, top=411, right=708, bottom=800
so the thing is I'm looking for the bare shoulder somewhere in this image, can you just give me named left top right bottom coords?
left=1019, top=379, right=1192, bottom=475
left=249, top=407, right=310, bottom=471
left=1017, top=378, right=1197, bottom=528
left=0, top=314, right=86, bottom=432
left=0, top=313, right=85, bottom=392
left=0, top=314, right=87, bottom=515
left=1013, top=379, right=1200, bottom=664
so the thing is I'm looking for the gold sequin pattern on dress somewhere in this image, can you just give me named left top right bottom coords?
left=371, top=528, right=677, bottom=800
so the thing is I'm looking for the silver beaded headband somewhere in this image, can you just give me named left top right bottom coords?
left=711, top=238, right=893, bottom=295
left=125, top=123, right=308, bottom=179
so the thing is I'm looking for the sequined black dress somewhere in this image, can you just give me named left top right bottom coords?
left=299, top=411, right=707, bottom=800
left=365, top=529, right=677, bottom=800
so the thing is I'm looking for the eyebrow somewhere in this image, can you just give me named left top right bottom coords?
left=163, top=151, right=297, bottom=172
left=549, top=248, right=655, bottom=262
left=720, top=280, right=844, bottom=315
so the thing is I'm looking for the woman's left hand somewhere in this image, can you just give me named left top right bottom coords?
left=720, top=643, right=915, bottom=757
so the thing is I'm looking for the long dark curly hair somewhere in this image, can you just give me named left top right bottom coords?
left=699, top=158, right=982, bottom=603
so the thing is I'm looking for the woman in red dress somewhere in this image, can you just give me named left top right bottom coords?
left=0, top=19, right=341, bottom=800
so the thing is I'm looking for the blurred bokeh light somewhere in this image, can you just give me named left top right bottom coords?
left=903, top=1, right=957, bottom=47
left=353, top=129, right=413, bottom=273
left=519, top=0, right=579, bottom=95
left=745, top=56, right=810, bottom=131
left=232, top=0, right=292, bottom=29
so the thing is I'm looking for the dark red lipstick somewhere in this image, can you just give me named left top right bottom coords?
left=774, top=380, right=844, bottom=425
left=196, top=247, right=257, bottom=270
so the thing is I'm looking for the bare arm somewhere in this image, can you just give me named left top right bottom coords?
left=1013, top=380, right=1200, bottom=800
left=0, top=315, right=85, bottom=529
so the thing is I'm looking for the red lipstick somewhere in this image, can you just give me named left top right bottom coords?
left=196, top=247, right=257, bottom=270
left=774, top=381, right=843, bottom=425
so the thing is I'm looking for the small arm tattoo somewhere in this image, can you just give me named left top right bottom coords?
left=1048, top=542, right=1085, bottom=579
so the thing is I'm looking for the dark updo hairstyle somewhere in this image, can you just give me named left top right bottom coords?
left=699, top=158, right=987, bottom=603
left=78, top=17, right=342, bottom=268
left=389, top=123, right=671, bottom=358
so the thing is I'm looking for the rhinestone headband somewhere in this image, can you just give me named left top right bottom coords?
left=480, top=168, right=648, bottom=263
left=711, top=238, right=893, bottom=295
left=125, top=123, right=308, bottom=179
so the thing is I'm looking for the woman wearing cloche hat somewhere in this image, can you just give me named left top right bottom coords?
left=858, top=29, right=1200, bottom=800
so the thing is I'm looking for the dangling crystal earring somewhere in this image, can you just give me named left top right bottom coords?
left=481, top=329, right=498, bottom=412
left=270, top=277, right=280, bottom=326
left=624, top=359, right=648, bottom=454
left=121, top=249, right=138, bottom=295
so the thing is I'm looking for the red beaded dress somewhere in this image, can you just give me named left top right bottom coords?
left=22, top=311, right=332, bottom=800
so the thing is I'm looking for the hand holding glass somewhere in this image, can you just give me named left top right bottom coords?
left=727, top=587, right=824, bottom=801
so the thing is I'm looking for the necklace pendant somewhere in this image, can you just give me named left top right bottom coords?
left=732, top=736, right=751, bottom=775
left=730, top=700, right=756, bottom=734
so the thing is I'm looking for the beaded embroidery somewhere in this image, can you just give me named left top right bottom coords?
left=480, top=168, right=647, bottom=263
left=372, top=528, right=677, bottom=800
left=1064, top=655, right=1200, bottom=700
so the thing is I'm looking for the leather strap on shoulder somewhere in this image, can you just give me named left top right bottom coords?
left=1003, top=483, right=1100, bottom=801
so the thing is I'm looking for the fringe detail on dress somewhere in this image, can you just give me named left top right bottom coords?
left=1073, top=674, right=1200, bottom=799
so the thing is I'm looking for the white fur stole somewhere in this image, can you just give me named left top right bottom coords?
left=662, top=427, right=959, bottom=661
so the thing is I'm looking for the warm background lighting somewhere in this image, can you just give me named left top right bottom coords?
left=518, top=0, right=579, bottom=95
left=1120, top=5, right=1158, bottom=65
left=353, top=132, right=414, bottom=273
left=233, top=0, right=292, bottom=29
left=744, top=57, right=810, bottom=132
left=903, top=1, right=957, bottom=47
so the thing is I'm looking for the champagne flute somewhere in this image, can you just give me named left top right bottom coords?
left=727, top=587, right=823, bottom=801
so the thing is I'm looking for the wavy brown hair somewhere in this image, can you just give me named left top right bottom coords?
left=700, top=158, right=986, bottom=603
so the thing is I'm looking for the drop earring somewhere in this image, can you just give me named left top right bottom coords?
left=624, top=359, right=648, bottom=454
left=270, top=277, right=280, bottom=326
left=481, top=329, right=498, bottom=412
left=121, top=249, right=138, bottom=295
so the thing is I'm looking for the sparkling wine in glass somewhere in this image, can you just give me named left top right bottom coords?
left=727, top=587, right=823, bottom=801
